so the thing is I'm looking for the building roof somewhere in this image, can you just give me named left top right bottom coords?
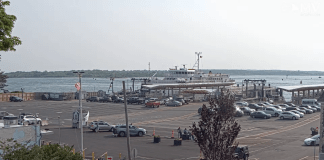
left=277, top=84, right=324, bottom=92
left=142, top=82, right=235, bottom=90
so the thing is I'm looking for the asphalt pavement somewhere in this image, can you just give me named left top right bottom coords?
left=0, top=100, right=321, bottom=160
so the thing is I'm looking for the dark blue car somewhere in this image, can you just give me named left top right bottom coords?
left=250, top=111, right=271, bottom=119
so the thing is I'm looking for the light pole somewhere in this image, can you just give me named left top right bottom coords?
left=21, top=88, right=24, bottom=100
left=57, top=112, right=62, bottom=144
left=73, top=71, right=84, bottom=152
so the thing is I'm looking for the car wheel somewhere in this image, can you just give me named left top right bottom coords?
left=92, top=129, right=95, bottom=132
left=138, top=131, right=143, bottom=137
left=292, top=116, right=296, bottom=120
left=275, top=113, right=279, bottom=117
left=110, top=128, right=114, bottom=132
left=280, top=116, right=284, bottom=120
left=248, top=112, right=250, bottom=115
left=264, top=116, right=267, bottom=119
left=119, top=131, right=126, bottom=137
left=252, top=116, right=255, bottom=118
left=311, top=141, right=315, bottom=146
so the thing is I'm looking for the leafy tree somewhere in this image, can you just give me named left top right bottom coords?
left=0, top=139, right=83, bottom=160
left=0, top=71, right=7, bottom=88
left=0, top=1, right=22, bottom=51
left=191, top=92, right=241, bottom=160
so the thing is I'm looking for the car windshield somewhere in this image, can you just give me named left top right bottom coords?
left=26, top=116, right=35, bottom=118
left=315, top=102, right=319, bottom=105
left=311, top=135, right=319, bottom=139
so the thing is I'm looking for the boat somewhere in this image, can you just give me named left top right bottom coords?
left=145, top=53, right=235, bottom=85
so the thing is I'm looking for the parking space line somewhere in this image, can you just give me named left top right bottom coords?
left=298, top=156, right=309, bottom=160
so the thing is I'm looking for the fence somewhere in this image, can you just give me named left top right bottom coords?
left=0, top=92, right=35, bottom=102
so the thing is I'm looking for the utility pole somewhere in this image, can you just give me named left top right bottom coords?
left=195, top=52, right=202, bottom=72
left=21, top=88, right=24, bottom=100
left=123, top=81, right=131, bottom=160
left=148, top=62, right=150, bottom=71
left=73, top=71, right=84, bottom=152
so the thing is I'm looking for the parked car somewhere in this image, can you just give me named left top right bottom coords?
left=298, top=107, right=313, bottom=114
left=304, top=134, right=320, bottom=146
left=89, top=121, right=115, bottom=132
left=127, top=97, right=144, bottom=104
left=0, top=111, right=13, bottom=120
left=18, top=113, right=42, bottom=125
left=234, top=107, right=244, bottom=117
left=99, top=97, right=112, bottom=103
left=86, top=96, right=99, bottom=102
left=286, top=103, right=297, bottom=107
left=240, top=107, right=255, bottom=115
left=310, top=105, right=321, bottom=112
left=233, top=145, right=249, bottom=160
left=248, top=104, right=263, bottom=111
left=278, top=104, right=290, bottom=108
left=113, top=97, right=124, bottom=103
left=299, top=105, right=317, bottom=112
left=279, top=111, right=300, bottom=120
left=113, top=125, right=147, bottom=137
left=166, top=100, right=182, bottom=106
left=262, top=102, right=273, bottom=106
left=290, top=110, right=304, bottom=118
left=285, top=107, right=306, bottom=114
left=272, top=105, right=285, bottom=111
left=262, top=107, right=282, bottom=117
left=176, top=98, right=189, bottom=105
left=9, top=96, right=23, bottom=102
left=250, top=111, right=271, bottom=119
left=236, top=102, right=249, bottom=107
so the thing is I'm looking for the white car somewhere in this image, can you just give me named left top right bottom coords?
left=262, top=107, right=282, bottom=117
left=279, top=111, right=300, bottom=120
left=304, top=135, right=320, bottom=146
left=22, top=115, right=42, bottom=125
left=290, top=110, right=304, bottom=118
left=89, top=121, right=116, bottom=132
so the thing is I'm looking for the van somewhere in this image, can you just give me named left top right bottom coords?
left=302, top=99, right=321, bottom=107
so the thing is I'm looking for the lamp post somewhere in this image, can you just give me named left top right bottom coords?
left=21, top=88, right=24, bottom=100
left=57, top=112, right=62, bottom=144
left=73, top=71, right=84, bottom=152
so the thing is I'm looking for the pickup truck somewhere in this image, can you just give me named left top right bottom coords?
left=127, top=97, right=144, bottom=104
left=262, top=107, right=282, bottom=117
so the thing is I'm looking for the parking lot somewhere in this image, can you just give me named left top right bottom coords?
left=1, top=100, right=321, bottom=160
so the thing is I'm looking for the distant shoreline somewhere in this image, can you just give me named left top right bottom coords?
left=4, top=69, right=324, bottom=78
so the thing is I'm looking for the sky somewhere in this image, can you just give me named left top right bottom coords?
left=0, top=0, right=323, bottom=72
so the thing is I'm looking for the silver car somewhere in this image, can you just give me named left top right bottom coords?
left=279, top=111, right=300, bottom=120
left=114, top=125, right=147, bottom=137
left=290, top=110, right=304, bottom=118
left=166, top=100, right=182, bottom=106
left=89, top=121, right=115, bottom=132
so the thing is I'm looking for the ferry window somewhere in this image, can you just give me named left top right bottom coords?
left=185, top=72, right=187, bottom=74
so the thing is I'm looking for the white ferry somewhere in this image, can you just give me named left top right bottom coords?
left=146, top=53, right=234, bottom=84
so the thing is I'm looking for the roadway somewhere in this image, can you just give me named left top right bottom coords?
left=0, top=100, right=321, bottom=160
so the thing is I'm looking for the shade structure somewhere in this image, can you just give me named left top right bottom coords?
left=277, top=84, right=324, bottom=92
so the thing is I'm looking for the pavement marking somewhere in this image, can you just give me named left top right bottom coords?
left=237, top=115, right=320, bottom=140
left=133, top=112, right=196, bottom=125
left=299, top=156, right=309, bottom=160
left=249, top=141, right=287, bottom=153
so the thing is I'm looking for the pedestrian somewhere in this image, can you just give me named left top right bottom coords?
left=184, top=128, right=188, bottom=135
left=96, top=122, right=100, bottom=133
left=177, top=127, right=182, bottom=138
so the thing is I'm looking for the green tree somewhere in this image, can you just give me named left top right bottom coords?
left=0, top=139, right=83, bottom=160
left=191, top=92, right=241, bottom=160
left=0, top=1, right=22, bottom=51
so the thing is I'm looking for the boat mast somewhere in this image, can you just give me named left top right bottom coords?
left=195, top=52, right=202, bottom=72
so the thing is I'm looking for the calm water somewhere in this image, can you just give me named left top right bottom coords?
left=5, top=75, right=324, bottom=101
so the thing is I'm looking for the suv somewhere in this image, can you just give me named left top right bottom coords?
left=114, top=125, right=147, bottom=137
left=99, top=97, right=112, bottom=103
left=240, top=107, right=255, bottom=115
left=89, top=121, right=115, bottom=132
left=248, top=104, right=263, bottom=111
left=18, top=113, right=42, bottom=125
left=233, top=145, right=249, bottom=160
left=10, top=96, right=23, bottom=102
left=285, top=107, right=306, bottom=114
left=86, top=96, right=99, bottom=102
left=127, top=97, right=144, bottom=104
left=262, top=107, right=282, bottom=117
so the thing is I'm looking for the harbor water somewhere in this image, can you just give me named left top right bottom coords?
left=4, top=75, right=324, bottom=101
